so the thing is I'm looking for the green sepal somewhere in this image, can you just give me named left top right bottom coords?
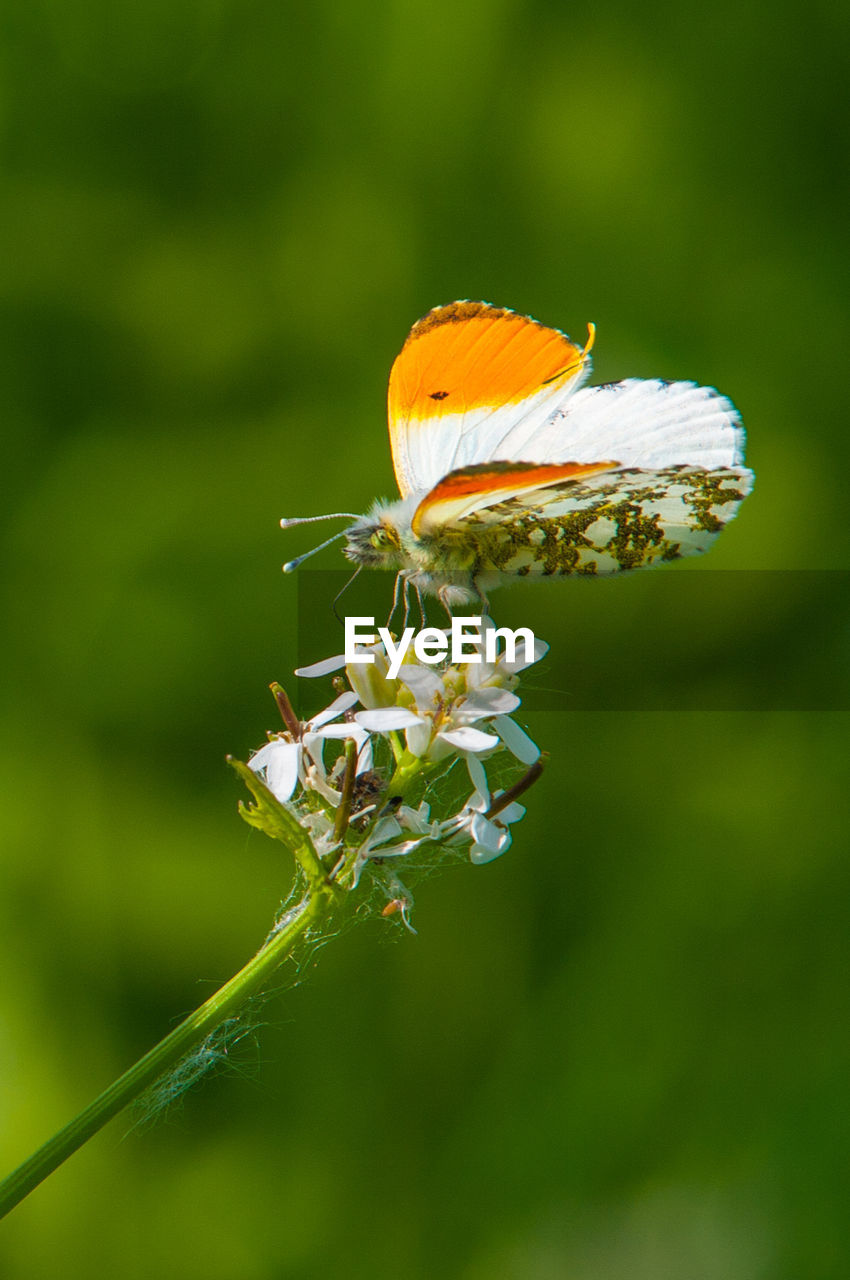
left=227, top=756, right=329, bottom=891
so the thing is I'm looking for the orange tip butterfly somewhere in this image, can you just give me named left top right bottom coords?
left=282, top=301, right=753, bottom=609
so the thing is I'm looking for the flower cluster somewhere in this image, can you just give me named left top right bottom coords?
left=246, top=620, right=546, bottom=914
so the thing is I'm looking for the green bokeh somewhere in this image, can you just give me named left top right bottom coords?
left=1, top=1, right=848, bottom=1276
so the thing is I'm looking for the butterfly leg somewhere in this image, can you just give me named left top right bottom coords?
left=401, top=575, right=412, bottom=630
left=436, top=585, right=455, bottom=623
left=386, top=570, right=404, bottom=631
left=387, top=571, right=415, bottom=631
left=458, top=571, right=492, bottom=614
left=414, top=581, right=428, bottom=628
left=472, top=578, right=491, bottom=615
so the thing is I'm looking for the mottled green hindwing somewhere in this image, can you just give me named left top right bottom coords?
left=426, top=466, right=753, bottom=577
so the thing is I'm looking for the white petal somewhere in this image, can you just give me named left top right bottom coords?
left=315, top=722, right=369, bottom=740
left=355, top=706, right=426, bottom=732
left=397, top=803, right=437, bottom=835
left=310, top=724, right=373, bottom=774
left=466, top=660, right=499, bottom=689
left=470, top=840, right=511, bottom=865
left=249, top=740, right=301, bottom=803
left=493, top=715, right=540, bottom=764
left=248, top=740, right=281, bottom=772
left=455, top=688, right=521, bottom=721
left=302, top=810, right=334, bottom=839
left=470, top=812, right=504, bottom=850
left=399, top=665, right=444, bottom=707
left=439, top=725, right=500, bottom=753
left=405, top=720, right=433, bottom=758
left=397, top=803, right=426, bottom=834
left=370, top=836, right=430, bottom=859
left=301, top=731, right=330, bottom=784
left=307, top=690, right=359, bottom=730
left=465, top=755, right=490, bottom=804
left=267, top=746, right=301, bottom=801
left=491, top=799, right=526, bottom=825
left=301, top=731, right=326, bottom=767
left=294, top=654, right=347, bottom=678
left=500, top=638, right=549, bottom=674
left=366, top=815, right=403, bottom=847
left=354, top=833, right=432, bottom=882
left=346, top=653, right=397, bottom=709
left=469, top=812, right=512, bottom=863
left=355, top=737, right=373, bottom=774
left=303, top=721, right=371, bottom=788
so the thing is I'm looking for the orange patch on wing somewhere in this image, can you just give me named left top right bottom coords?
left=389, top=302, right=588, bottom=423
left=411, top=459, right=617, bottom=536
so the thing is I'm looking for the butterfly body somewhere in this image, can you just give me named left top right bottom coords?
left=345, top=463, right=751, bottom=606
left=285, top=302, right=754, bottom=608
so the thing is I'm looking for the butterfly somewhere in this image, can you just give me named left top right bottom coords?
left=282, top=301, right=754, bottom=609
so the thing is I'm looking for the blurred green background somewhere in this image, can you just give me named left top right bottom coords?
left=1, top=1, right=849, bottom=1276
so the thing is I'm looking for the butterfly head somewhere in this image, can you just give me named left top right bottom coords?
left=343, top=511, right=406, bottom=570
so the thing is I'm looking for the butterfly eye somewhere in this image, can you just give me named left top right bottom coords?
left=370, top=527, right=389, bottom=549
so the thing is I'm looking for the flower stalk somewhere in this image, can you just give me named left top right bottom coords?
left=0, top=890, right=325, bottom=1220
left=0, top=620, right=547, bottom=1219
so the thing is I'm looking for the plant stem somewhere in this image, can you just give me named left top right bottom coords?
left=0, top=749, right=431, bottom=1218
left=0, top=889, right=328, bottom=1220
left=332, top=739, right=358, bottom=842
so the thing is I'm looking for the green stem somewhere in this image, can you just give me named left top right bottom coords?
left=386, top=749, right=426, bottom=798
left=0, top=747, right=444, bottom=1218
left=332, top=739, right=358, bottom=842
left=0, top=888, right=330, bottom=1220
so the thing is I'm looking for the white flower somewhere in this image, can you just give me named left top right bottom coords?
left=354, top=706, right=424, bottom=733
left=464, top=795, right=526, bottom=865
left=293, top=654, right=348, bottom=678
left=353, top=664, right=528, bottom=763
left=393, top=665, right=540, bottom=766
left=306, top=690, right=359, bottom=729
left=248, top=692, right=372, bottom=807
left=345, top=645, right=399, bottom=710
left=349, top=812, right=438, bottom=887
left=248, top=739, right=301, bottom=803
left=490, top=714, right=540, bottom=766
left=460, top=615, right=549, bottom=688
left=247, top=620, right=544, bottom=886
left=448, top=755, right=528, bottom=865
left=293, top=623, right=543, bottom=772
left=397, top=800, right=444, bottom=839
left=296, top=644, right=398, bottom=710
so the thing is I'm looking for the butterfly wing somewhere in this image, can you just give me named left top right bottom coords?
left=414, top=462, right=754, bottom=574
left=389, top=302, right=752, bottom=574
left=490, top=377, right=747, bottom=471
left=387, top=301, right=593, bottom=497
left=410, top=460, right=617, bottom=535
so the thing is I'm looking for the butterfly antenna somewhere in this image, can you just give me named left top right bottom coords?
left=280, top=512, right=359, bottom=528
left=282, top=530, right=347, bottom=574
left=331, top=566, right=361, bottom=623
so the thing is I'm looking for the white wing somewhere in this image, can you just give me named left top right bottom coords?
left=485, top=378, right=746, bottom=471
left=387, top=302, right=593, bottom=497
